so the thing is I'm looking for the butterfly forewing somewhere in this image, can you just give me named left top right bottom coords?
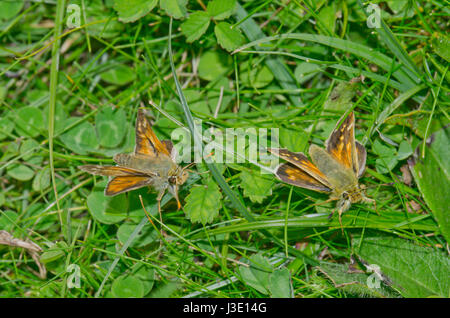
left=326, top=112, right=359, bottom=175
left=268, top=148, right=332, bottom=188
left=275, top=163, right=332, bottom=192
left=79, top=165, right=151, bottom=177
left=355, top=140, right=367, bottom=178
left=134, top=109, right=171, bottom=157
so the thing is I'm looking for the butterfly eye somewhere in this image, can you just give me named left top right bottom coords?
left=342, top=192, right=349, bottom=200
left=169, top=176, right=177, bottom=184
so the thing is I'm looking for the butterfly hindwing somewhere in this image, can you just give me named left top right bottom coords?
left=134, top=109, right=171, bottom=157
left=355, top=140, right=367, bottom=178
left=105, top=176, right=152, bottom=196
left=275, top=163, right=332, bottom=192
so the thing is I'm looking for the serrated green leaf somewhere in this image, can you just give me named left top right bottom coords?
left=356, top=237, right=450, bottom=297
left=95, top=107, right=127, bottom=148
left=180, top=11, right=210, bottom=42
left=184, top=179, right=222, bottom=225
left=214, top=22, right=245, bottom=52
left=160, top=0, right=187, bottom=19
left=269, top=267, right=293, bottom=298
left=113, top=0, right=157, bottom=23
left=207, top=0, right=236, bottom=20
left=409, top=127, right=450, bottom=243
left=239, top=171, right=273, bottom=204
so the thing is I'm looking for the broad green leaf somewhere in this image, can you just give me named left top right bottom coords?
left=323, top=81, right=358, bottom=113
left=239, top=253, right=273, bottom=295
left=148, top=279, right=179, bottom=297
left=239, top=61, right=274, bottom=88
left=113, top=0, right=157, bottom=23
left=396, top=140, right=413, bottom=160
left=268, top=267, right=293, bottom=298
left=184, top=90, right=211, bottom=115
left=239, top=171, right=273, bottom=204
left=180, top=11, right=210, bottom=42
left=14, top=106, right=44, bottom=138
left=0, top=0, right=23, bottom=20
left=117, top=222, right=157, bottom=248
left=111, top=275, right=144, bottom=298
left=100, top=64, right=136, bottom=86
left=317, top=262, right=398, bottom=297
left=131, top=264, right=155, bottom=295
left=279, top=127, right=309, bottom=153
left=372, top=139, right=398, bottom=174
left=317, top=4, right=336, bottom=34
left=40, top=242, right=68, bottom=264
left=409, top=127, right=450, bottom=243
left=0, top=116, right=14, bottom=140
left=86, top=181, right=128, bottom=224
left=431, top=34, right=450, bottom=63
left=95, top=107, right=127, bottom=148
left=184, top=179, right=222, bottom=225
left=198, top=51, right=231, bottom=81
left=0, top=211, right=18, bottom=232
left=32, top=167, right=50, bottom=192
left=294, top=62, right=321, bottom=84
left=207, top=0, right=236, bottom=20
left=160, top=0, right=187, bottom=19
left=356, top=237, right=450, bottom=297
left=6, top=164, right=34, bottom=181
left=59, top=118, right=98, bottom=155
left=214, top=22, right=245, bottom=52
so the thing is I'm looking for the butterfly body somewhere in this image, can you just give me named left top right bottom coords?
left=80, top=109, right=189, bottom=213
left=269, top=112, right=374, bottom=227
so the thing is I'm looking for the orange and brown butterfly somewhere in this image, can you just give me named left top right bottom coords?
left=268, top=111, right=374, bottom=227
left=79, top=109, right=190, bottom=213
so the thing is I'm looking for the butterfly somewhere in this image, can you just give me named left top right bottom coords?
left=80, top=109, right=190, bottom=214
left=268, top=111, right=374, bottom=227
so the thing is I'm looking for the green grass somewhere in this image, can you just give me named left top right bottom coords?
left=0, top=0, right=449, bottom=298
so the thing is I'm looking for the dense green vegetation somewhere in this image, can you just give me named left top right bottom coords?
left=0, top=0, right=449, bottom=298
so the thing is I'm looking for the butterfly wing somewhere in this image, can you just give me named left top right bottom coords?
left=275, top=163, right=332, bottom=192
left=268, top=148, right=332, bottom=189
left=134, top=109, right=171, bottom=157
left=325, top=112, right=359, bottom=175
left=79, top=165, right=153, bottom=177
left=355, top=140, right=367, bottom=178
left=105, top=176, right=152, bottom=196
